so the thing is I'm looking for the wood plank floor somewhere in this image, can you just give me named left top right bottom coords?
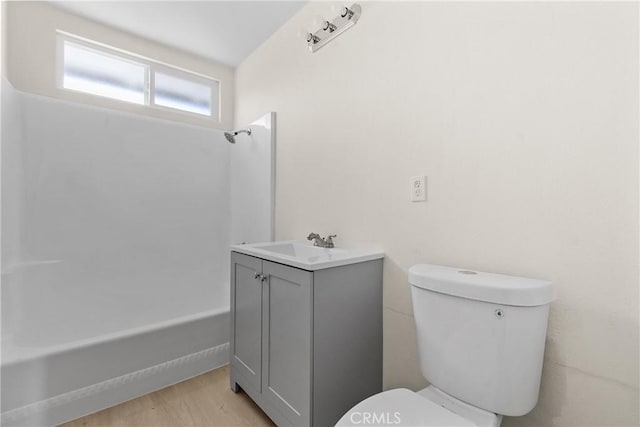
left=62, top=365, right=275, bottom=427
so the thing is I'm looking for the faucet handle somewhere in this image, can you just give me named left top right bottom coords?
left=326, top=234, right=337, bottom=247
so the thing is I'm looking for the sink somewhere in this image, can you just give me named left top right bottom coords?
left=230, top=240, right=383, bottom=271
left=258, top=242, right=347, bottom=258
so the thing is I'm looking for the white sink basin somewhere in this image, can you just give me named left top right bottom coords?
left=257, top=242, right=347, bottom=258
left=230, top=240, right=384, bottom=271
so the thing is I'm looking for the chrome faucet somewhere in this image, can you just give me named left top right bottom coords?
left=307, top=233, right=337, bottom=248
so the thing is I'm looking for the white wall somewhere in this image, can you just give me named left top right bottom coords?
left=1, top=1, right=6, bottom=78
left=235, top=2, right=639, bottom=426
left=230, top=112, right=275, bottom=245
left=1, top=81, right=231, bottom=336
left=1, top=78, right=276, bottom=334
left=1, top=78, right=23, bottom=269
left=19, top=88, right=230, bottom=279
left=4, top=1, right=234, bottom=130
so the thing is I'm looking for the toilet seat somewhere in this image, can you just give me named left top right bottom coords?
left=335, top=388, right=477, bottom=426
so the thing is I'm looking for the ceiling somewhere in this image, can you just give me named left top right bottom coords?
left=51, top=1, right=307, bottom=67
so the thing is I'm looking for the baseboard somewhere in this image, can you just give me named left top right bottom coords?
left=1, top=342, right=230, bottom=427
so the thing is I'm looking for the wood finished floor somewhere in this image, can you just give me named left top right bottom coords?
left=62, top=365, right=275, bottom=427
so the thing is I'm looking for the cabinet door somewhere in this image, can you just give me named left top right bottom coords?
left=231, top=252, right=263, bottom=393
left=262, top=261, right=312, bottom=425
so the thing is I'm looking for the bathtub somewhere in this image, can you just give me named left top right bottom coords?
left=1, top=261, right=230, bottom=426
left=0, top=82, right=273, bottom=426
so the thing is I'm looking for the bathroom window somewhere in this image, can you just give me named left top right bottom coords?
left=153, top=71, right=214, bottom=116
left=57, top=33, right=220, bottom=120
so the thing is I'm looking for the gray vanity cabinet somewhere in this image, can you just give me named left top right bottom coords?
left=230, top=251, right=383, bottom=427
left=261, top=260, right=313, bottom=423
left=230, top=253, right=263, bottom=394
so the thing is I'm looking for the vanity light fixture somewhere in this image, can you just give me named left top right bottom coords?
left=305, top=4, right=361, bottom=52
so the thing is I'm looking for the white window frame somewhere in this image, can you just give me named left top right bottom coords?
left=56, top=31, right=221, bottom=121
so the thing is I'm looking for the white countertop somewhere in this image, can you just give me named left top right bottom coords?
left=230, top=240, right=384, bottom=271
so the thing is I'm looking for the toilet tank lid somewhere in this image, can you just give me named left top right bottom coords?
left=409, top=264, right=554, bottom=306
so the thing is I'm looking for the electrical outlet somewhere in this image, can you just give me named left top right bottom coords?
left=410, top=176, right=426, bottom=202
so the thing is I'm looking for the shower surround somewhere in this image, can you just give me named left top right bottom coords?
left=1, top=80, right=274, bottom=426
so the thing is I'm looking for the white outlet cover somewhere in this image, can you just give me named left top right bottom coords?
left=410, top=176, right=426, bottom=202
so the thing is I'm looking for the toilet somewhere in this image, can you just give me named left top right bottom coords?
left=337, top=264, right=554, bottom=427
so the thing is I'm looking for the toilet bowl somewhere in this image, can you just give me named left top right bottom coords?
left=337, top=264, right=553, bottom=427
left=336, top=386, right=500, bottom=427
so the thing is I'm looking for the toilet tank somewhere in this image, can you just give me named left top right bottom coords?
left=408, top=264, right=554, bottom=417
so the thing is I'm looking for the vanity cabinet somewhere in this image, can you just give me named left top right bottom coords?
left=230, top=251, right=383, bottom=427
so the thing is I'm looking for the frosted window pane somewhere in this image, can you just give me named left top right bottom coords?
left=63, top=42, right=145, bottom=105
left=154, top=72, right=215, bottom=117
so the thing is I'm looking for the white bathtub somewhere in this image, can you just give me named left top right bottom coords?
left=1, top=261, right=230, bottom=426
left=0, top=83, right=273, bottom=427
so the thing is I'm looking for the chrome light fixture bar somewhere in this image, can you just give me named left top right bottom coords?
left=306, top=4, right=361, bottom=53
